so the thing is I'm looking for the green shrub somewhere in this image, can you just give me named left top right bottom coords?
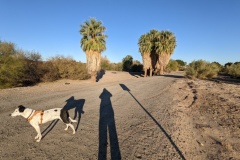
left=0, top=54, right=25, bottom=88
left=186, top=60, right=220, bottom=79
left=226, top=63, right=240, bottom=78
left=0, top=41, right=26, bottom=88
left=166, top=60, right=179, bottom=72
left=176, top=59, right=186, bottom=71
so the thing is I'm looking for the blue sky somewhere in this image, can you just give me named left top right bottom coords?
left=0, top=0, right=239, bottom=65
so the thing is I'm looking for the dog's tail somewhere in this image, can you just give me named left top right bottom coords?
left=60, top=109, right=77, bottom=123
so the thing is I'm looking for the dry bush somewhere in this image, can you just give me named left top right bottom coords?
left=20, top=51, right=43, bottom=85
left=48, top=56, right=90, bottom=80
left=226, top=63, right=240, bottom=78
left=186, top=60, right=220, bottom=79
left=101, top=56, right=111, bottom=70
left=111, top=62, right=123, bottom=71
left=0, top=41, right=90, bottom=88
left=39, top=61, right=59, bottom=82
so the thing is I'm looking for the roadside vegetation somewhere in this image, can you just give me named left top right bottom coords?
left=225, top=62, right=240, bottom=78
left=0, top=41, right=90, bottom=89
left=0, top=41, right=144, bottom=89
left=185, top=60, right=240, bottom=79
left=185, top=60, right=220, bottom=79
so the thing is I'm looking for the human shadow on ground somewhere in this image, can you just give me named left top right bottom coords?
left=96, top=70, right=106, bottom=82
left=98, top=88, right=121, bottom=160
left=119, top=83, right=186, bottom=160
left=63, top=96, right=85, bottom=131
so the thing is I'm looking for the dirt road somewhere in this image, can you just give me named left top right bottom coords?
left=0, top=71, right=239, bottom=160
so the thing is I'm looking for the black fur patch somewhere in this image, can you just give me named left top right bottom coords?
left=60, top=109, right=70, bottom=124
left=18, top=105, right=26, bottom=112
left=54, top=109, right=58, bottom=112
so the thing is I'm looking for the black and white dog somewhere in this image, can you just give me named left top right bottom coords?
left=10, top=105, right=77, bottom=142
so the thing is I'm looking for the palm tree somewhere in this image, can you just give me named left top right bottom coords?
left=155, top=31, right=176, bottom=75
left=138, top=33, right=152, bottom=77
left=80, top=18, right=107, bottom=81
left=148, top=30, right=159, bottom=75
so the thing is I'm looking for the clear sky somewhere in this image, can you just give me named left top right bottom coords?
left=0, top=0, right=239, bottom=65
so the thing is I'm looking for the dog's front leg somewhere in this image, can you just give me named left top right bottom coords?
left=32, top=124, right=42, bottom=142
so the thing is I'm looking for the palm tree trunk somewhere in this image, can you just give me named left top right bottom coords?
left=158, top=53, right=165, bottom=75
left=160, top=65, right=164, bottom=75
left=86, top=50, right=101, bottom=82
left=91, top=71, right=97, bottom=82
left=144, top=68, right=147, bottom=77
left=158, top=52, right=171, bottom=75
left=142, top=53, right=152, bottom=77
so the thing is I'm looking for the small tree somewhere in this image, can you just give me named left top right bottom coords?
left=122, top=55, right=133, bottom=71
left=131, top=60, right=143, bottom=72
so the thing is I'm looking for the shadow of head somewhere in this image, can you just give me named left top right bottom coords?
left=63, top=96, right=85, bottom=118
left=64, top=96, right=85, bottom=111
left=99, top=88, right=112, bottom=100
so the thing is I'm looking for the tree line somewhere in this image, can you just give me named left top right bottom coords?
left=1, top=18, right=239, bottom=88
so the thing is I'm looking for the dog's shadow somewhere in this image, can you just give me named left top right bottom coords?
left=63, top=96, right=85, bottom=131
left=41, top=96, right=85, bottom=139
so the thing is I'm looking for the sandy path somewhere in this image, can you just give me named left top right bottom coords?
left=0, top=71, right=187, bottom=160
left=1, top=71, right=239, bottom=160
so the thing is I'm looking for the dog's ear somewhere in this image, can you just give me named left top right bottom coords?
left=18, top=105, right=26, bottom=112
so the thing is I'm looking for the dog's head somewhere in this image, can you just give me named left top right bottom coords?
left=10, top=105, right=26, bottom=117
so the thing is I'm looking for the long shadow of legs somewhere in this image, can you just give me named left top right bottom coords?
left=63, top=96, right=85, bottom=131
left=98, top=88, right=121, bottom=160
left=41, top=119, right=59, bottom=140
left=119, top=84, right=186, bottom=160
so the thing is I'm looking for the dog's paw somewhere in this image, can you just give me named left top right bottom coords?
left=35, top=136, right=39, bottom=140
left=36, top=139, right=41, bottom=142
left=73, top=131, right=76, bottom=134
